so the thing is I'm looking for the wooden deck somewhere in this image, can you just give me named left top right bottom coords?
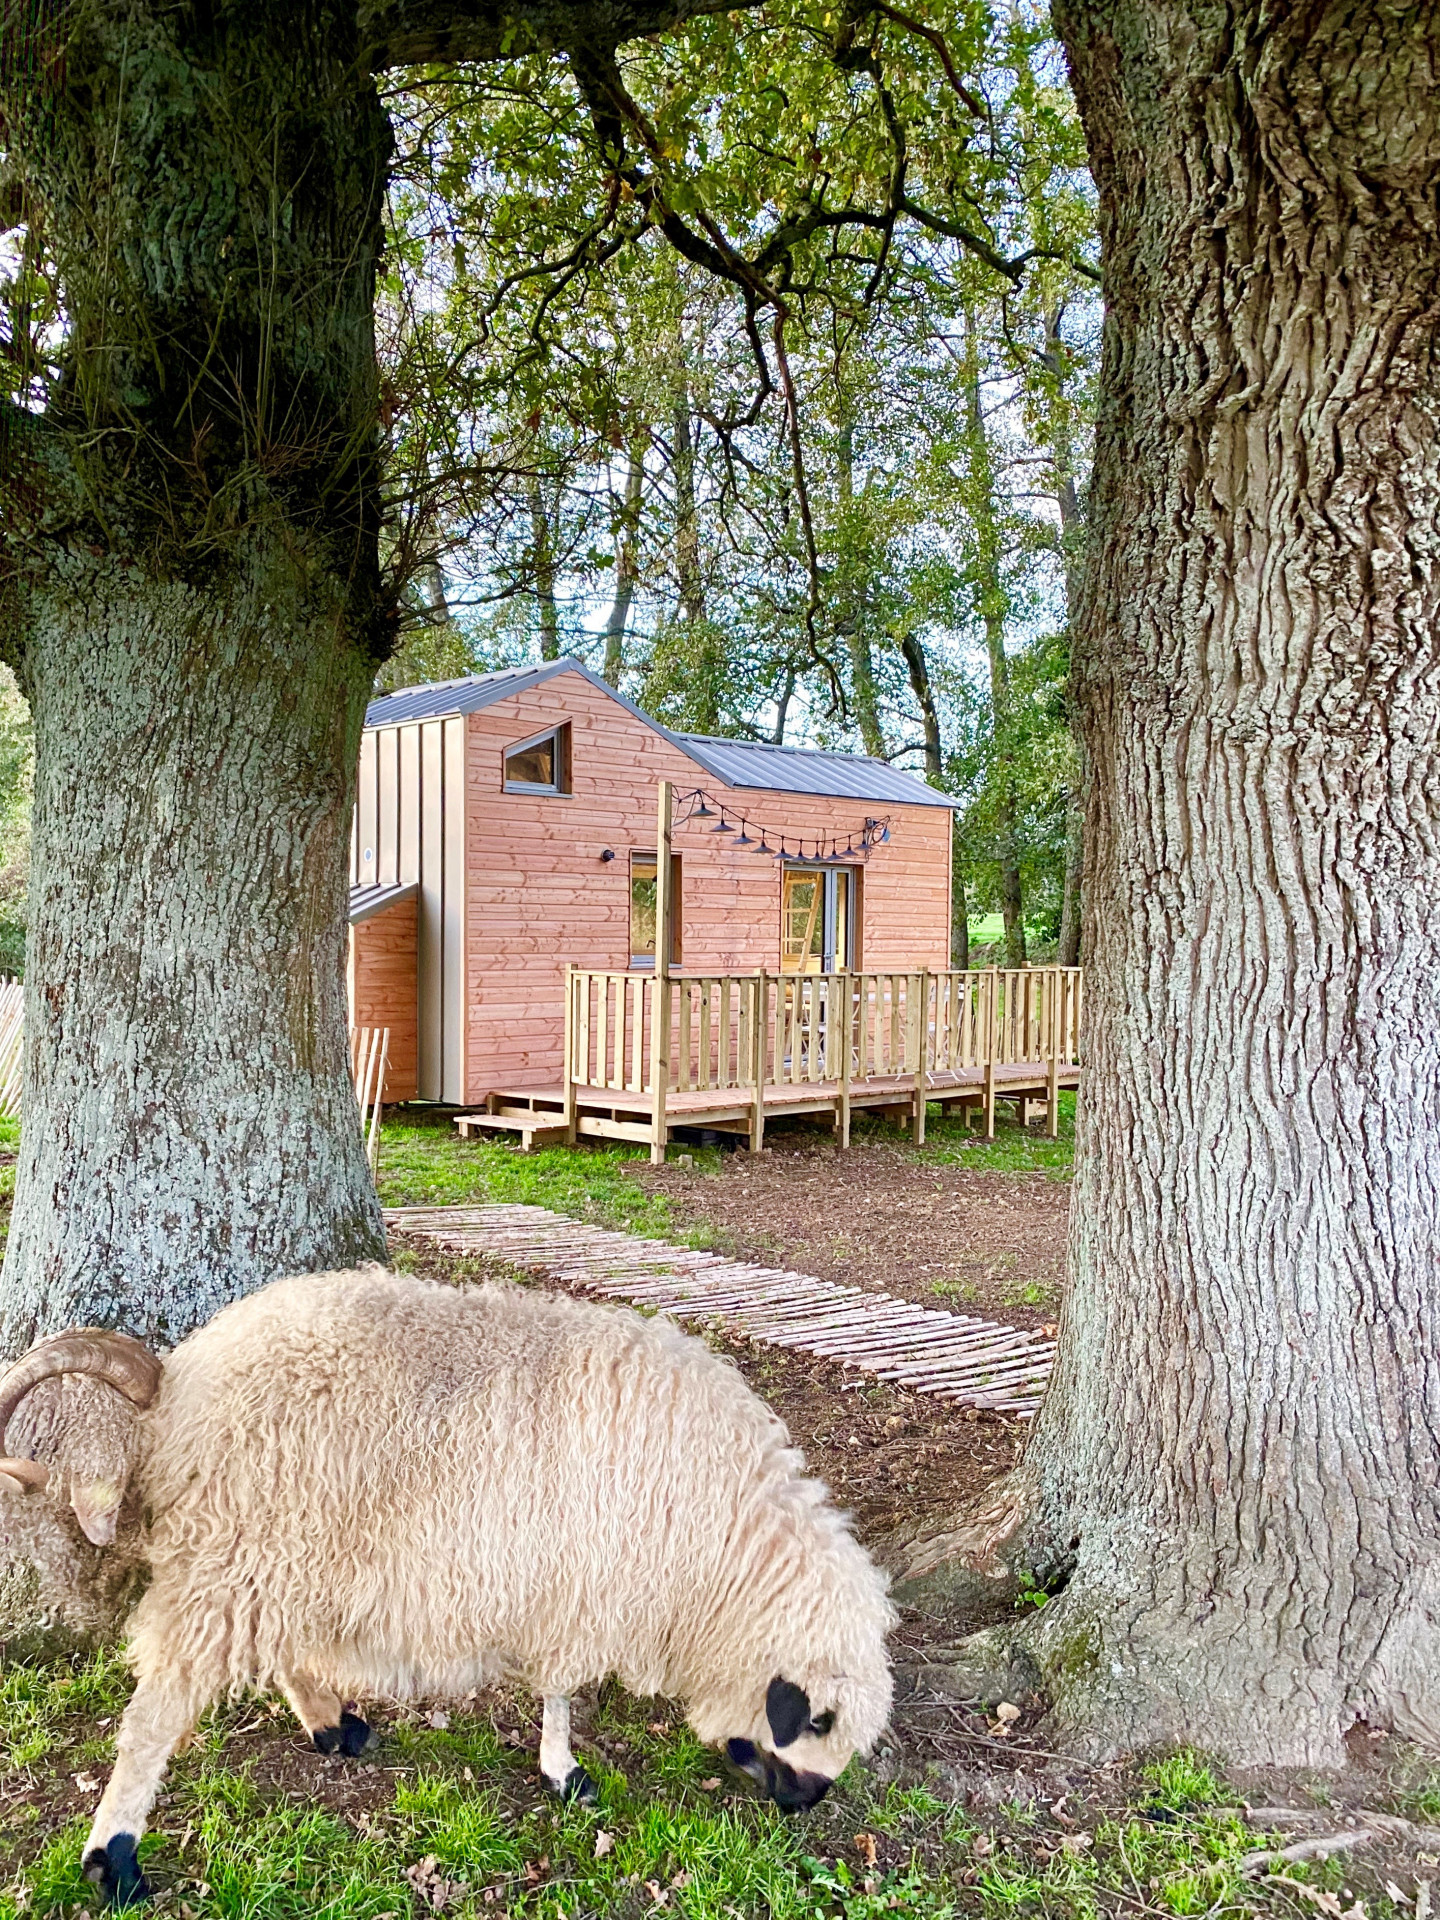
left=455, top=964, right=1082, bottom=1158
left=458, top=1060, right=1081, bottom=1152
left=386, top=1202, right=1056, bottom=1415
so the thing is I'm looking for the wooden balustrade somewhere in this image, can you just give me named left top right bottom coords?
left=564, top=965, right=1083, bottom=1161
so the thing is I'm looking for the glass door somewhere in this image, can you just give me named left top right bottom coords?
left=781, top=866, right=856, bottom=972
left=782, top=869, right=825, bottom=973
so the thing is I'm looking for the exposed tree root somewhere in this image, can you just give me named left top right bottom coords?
left=884, top=1466, right=1041, bottom=1619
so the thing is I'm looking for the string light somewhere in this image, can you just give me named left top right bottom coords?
left=670, top=788, right=892, bottom=860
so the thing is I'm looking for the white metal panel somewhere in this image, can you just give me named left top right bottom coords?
left=442, top=714, right=467, bottom=1104
left=376, top=726, right=399, bottom=886
left=354, top=731, right=378, bottom=885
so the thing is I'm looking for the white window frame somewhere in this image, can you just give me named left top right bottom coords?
left=502, top=723, right=570, bottom=796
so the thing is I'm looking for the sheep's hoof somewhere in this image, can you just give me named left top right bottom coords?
left=83, top=1833, right=150, bottom=1908
left=313, top=1711, right=372, bottom=1758
left=560, top=1765, right=598, bottom=1805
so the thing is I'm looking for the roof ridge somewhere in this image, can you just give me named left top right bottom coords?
left=676, top=730, right=892, bottom=765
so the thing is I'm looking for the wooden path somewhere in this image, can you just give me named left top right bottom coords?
left=384, top=1202, right=1055, bottom=1417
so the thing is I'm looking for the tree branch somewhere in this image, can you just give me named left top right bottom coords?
left=360, top=0, right=755, bottom=72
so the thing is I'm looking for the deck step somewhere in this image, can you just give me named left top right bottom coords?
left=384, top=1201, right=1054, bottom=1418
left=454, top=1114, right=570, bottom=1149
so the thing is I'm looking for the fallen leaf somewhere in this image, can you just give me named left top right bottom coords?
left=595, top=1830, right=614, bottom=1859
left=698, top=1777, right=721, bottom=1791
left=854, top=1832, right=878, bottom=1867
left=995, top=1702, right=1021, bottom=1724
left=647, top=1721, right=670, bottom=1736
left=671, top=1870, right=691, bottom=1890
left=644, top=1879, right=669, bottom=1906
left=971, top=1835, right=994, bottom=1858
left=74, top=1772, right=101, bottom=1793
left=1060, top=1833, right=1093, bottom=1856
left=1265, top=1878, right=1345, bottom=1917
left=427, top=1709, right=450, bottom=1730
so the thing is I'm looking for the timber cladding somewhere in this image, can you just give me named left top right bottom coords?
left=349, top=664, right=954, bottom=1105
left=462, top=674, right=951, bottom=1101
left=348, top=895, right=419, bottom=1102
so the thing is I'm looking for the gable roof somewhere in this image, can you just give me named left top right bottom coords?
left=366, top=656, right=959, bottom=809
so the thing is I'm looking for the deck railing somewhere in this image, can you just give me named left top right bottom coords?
left=565, top=965, right=1083, bottom=1159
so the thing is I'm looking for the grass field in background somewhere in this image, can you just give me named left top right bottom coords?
left=376, top=1094, right=1077, bottom=1228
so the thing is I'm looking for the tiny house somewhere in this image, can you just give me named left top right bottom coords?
left=348, top=657, right=959, bottom=1105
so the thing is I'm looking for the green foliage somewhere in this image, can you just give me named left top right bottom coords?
left=1139, top=1752, right=1224, bottom=1809
left=372, top=5, right=1099, bottom=938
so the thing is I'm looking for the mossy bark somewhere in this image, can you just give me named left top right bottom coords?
left=0, top=0, right=392, bottom=1349
left=906, top=0, right=1440, bottom=1767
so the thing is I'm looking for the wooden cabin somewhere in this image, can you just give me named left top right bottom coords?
left=348, top=657, right=960, bottom=1107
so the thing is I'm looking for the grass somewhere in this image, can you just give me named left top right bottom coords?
left=376, top=1092, right=1076, bottom=1249
left=0, top=1659, right=1412, bottom=1920
left=377, top=1119, right=720, bottom=1244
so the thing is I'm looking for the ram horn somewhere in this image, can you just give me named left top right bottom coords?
left=0, top=1328, right=162, bottom=1446
left=0, top=1455, right=49, bottom=1491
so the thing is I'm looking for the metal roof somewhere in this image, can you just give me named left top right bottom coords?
left=672, top=733, right=957, bottom=808
left=348, top=879, right=420, bottom=924
left=366, top=656, right=960, bottom=809
left=365, top=660, right=573, bottom=728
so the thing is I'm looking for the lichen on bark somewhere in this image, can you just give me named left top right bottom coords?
left=0, top=0, right=394, bottom=1346
left=905, top=0, right=1440, bottom=1766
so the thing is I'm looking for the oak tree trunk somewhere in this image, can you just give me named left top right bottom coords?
left=2, top=570, right=383, bottom=1349
left=939, top=0, right=1440, bottom=1766
left=0, top=0, right=390, bottom=1352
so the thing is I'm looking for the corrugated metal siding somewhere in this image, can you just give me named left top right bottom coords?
left=349, top=880, right=419, bottom=923
left=352, top=716, right=466, bottom=1103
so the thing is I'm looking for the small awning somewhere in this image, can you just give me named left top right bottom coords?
left=348, top=880, right=420, bottom=924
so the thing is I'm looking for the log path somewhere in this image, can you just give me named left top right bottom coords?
left=384, top=1202, right=1055, bottom=1416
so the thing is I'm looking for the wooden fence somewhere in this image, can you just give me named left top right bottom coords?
left=350, top=1025, right=390, bottom=1178
left=563, top=966, right=1082, bottom=1161
left=0, top=979, right=23, bottom=1120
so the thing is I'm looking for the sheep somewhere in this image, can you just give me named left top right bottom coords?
left=0, top=1264, right=896, bottom=1908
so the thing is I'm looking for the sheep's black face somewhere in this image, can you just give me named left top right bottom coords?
left=725, top=1738, right=833, bottom=1811
left=724, top=1677, right=844, bottom=1811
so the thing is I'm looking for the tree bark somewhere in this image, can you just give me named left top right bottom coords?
left=837, top=420, right=886, bottom=759
left=0, top=0, right=390, bottom=1353
left=926, top=0, right=1440, bottom=1767
left=899, top=630, right=943, bottom=786
left=668, top=392, right=724, bottom=733
left=602, top=446, right=643, bottom=686
left=1, top=567, right=383, bottom=1350
left=528, top=475, right=561, bottom=660
left=1056, top=798, right=1083, bottom=968
left=1042, top=306, right=1086, bottom=972
left=964, top=345, right=1025, bottom=967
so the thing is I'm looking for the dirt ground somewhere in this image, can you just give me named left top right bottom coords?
left=633, top=1128, right=1071, bottom=1331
